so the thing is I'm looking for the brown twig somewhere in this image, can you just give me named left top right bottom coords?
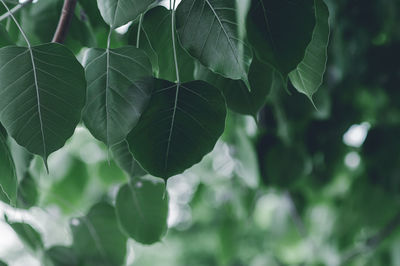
left=52, top=0, right=77, bottom=43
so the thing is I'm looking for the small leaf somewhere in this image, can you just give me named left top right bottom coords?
left=71, top=202, right=127, bottom=266
left=289, top=0, right=330, bottom=102
left=195, top=56, right=274, bottom=116
left=127, top=79, right=226, bottom=179
left=82, top=46, right=153, bottom=146
left=111, top=139, right=146, bottom=178
left=0, top=43, right=86, bottom=164
left=96, top=0, right=156, bottom=28
left=116, top=176, right=169, bottom=244
left=247, top=0, right=316, bottom=78
left=0, top=133, right=17, bottom=205
left=8, top=222, right=44, bottom=253
left=176, top=0, right=252, bottom=81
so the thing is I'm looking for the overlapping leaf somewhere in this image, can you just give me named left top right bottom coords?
left=247, top=0, right=316, bottom=78
left=0, top=43, right=86, bottom=163
left=0, top=134, right=17, bottom=205
left=176, top=0, right=252, bottom=81
left=289, top=0, right=330, bottom=101
left=111, top=139, right=146, bottom=177
left=116, top=176, right=168, bottom=244
left=82, top=46, right=153, bottom=146
left=127, top=79, right=226, bottom=178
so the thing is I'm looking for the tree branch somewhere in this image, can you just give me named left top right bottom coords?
left=0, top=0, right=33, bottom=22
left=52, top=0, right=77, bottom=44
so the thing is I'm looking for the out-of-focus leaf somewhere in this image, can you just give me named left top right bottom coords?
left=116, top=176, right=168, bottom=244
left=16, top=173, right=38, bottom=209
left=111, top=140, right=146, bottom=178
left=82, top=46, right=153, bottom=146
left=71, top=202, right=127, bottom=266
left=0, top=260, right=7, bottom=266
left=7, top=221, right=43, bottom=253
left=8, top=137, right=33, bottom=180
left=127, top=79, right=226, bottom=179
left=0, top=134, right=17, bottom=205
left=0, top=43, right=86, bottom=164
left=45, top=246, right=79, bottom=266
left=289, top=0, right=330, bottom=102
left=176, top=0, right=252, bottom=82
left=247, top=0, right=315, bottom=78
left=97, top=160, right=127, bottom=185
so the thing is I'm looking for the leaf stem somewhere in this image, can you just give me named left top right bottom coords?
left=0, top=0, right=31, bottom=47
left=0, top=0, right=33, bottom=22
left=52, top=0, right=77, bottom=43
left=136, top=13, right=144, bottom=49
left=171, top=0, right=180, bottom=83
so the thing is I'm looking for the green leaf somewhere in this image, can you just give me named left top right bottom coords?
left=111, top=139, right=146, bottom=178
left=82, top=46, right=153, bottom=146
left=71, top=202, right=127, bottom=266
left=0, top=133, right=17, bottom=205
left=0, top=260, right=7, bottom=266
left=7, top=221, right=44, bottom=253
left=127, top=79, right=226, bottom=179
left=116, top=176, right=168, bottom=244
left=176, top=0, right=252, bottom=81
left=195, top=56, right=274, bottom=116
left=96, top=0, right=156, bottom=28
left=45, top=246, right=79, bottom=266
left=0, top=43, right=86, bottom=164
left=289, top=0, right=330, bottom=102
left=16, top=173, right=38, bottom=209
left=130, top=6, right=195, bottom=82
left=247, top=0, right=316, bottom=78
left=0, top=24, right=12, bottom=47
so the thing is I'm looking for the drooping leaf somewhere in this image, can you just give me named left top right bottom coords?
left=45, top=246, right=79, bottom=266
left=70, top=202, right=127, bottom=266
left=16, top=172, right=38, bottom=209
left=247, top=0, right=316, bottom=78
left=176, top=0, right=252, bottom=81
left=0, top=133, right=17, bottom=205
left=127, top=79, right=226, bottom=178
left=195, top=56, right=274, bottom=116
left=289, top=0, right=330, bottom=101
left=82, top=46, right=153, bottom=146
left=0, top=43, right=86, bottom=163
left=129, top=6, right=195, bottom=82
left=0, top=24, right=12, bottom=47
left=116, top=176, right=168, bottom=244
left=7, top=221, right=44, bottom=253
left=96, top=0, right=156, bottom=28
left=111, top=139, right=146, bottom=178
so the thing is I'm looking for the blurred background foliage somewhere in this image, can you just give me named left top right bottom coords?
left=1, top=0, right=400, bottom=265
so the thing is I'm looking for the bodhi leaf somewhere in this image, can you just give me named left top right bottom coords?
left=116, top=176, right=169, bottom=244
left=71, top=202, right=127, bottom=266
left=247, top=0, right=315, bottom=79
left=127, top=79, right=226, bottom=179
left=195, top=56, right=274, bottom=116
left=176, top=0, right=252, bottom=82
left=82, top=46, right=153, bottom=146
left=289, top=0, right=330, bottom=102
left=111, top=139, right=146, bottom=178
left=96, top=0, right=156, bottom=28
left=130, top=6, right=195, bottom=82
left=0, top=43, right=86, bottom=165
left=0, top=133, right=17, bottom=205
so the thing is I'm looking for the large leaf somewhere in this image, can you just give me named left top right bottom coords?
left=127, top=79, right=226, bottom=178
left=0, top=133, right=17, bottom=205
left=0, top=43, right=86, bottom=163
left=176, top=0, right=252, bottom=81
left=116, top=176, right=168, bottom=244
left=71, top=202, right=127, bottom=266
left=82, top=46, right=153, bottom=146
left=247, top=0, right=316, bottom=78
left=111, top=139, right=146, bottom=178
left=289, top=0, right=330, bottom=101
left=129, top=6, right=195, bottom=82
left=96, top=0, right=156, bottom=28
left=195, top=56, right=274, bottom=116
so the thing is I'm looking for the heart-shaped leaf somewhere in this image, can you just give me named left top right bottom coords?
left=82, top=46, right=153, bottom=146
left=0, top=43, right=86, bottom=164
left=289, top=0, right=330, bottom=102
left=127, top=79, right=226, bottom=179
left=176, top=0, right=252, bottom=82
left=116, top=176, right=168, bottom=244
left=0, top=134, right=17, bottom=205
left=247, top=0, right=316, bottom=78
left=97, top=0, right=156, bottom=28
